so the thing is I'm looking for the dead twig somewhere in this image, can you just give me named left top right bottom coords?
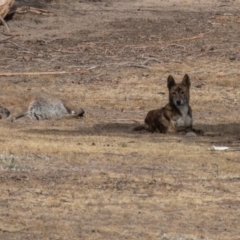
left=0, top=31, right=16, bottom=37
left=226, top=149, right=240, bottom=152
left=0, top=227, right=27, bottom=233
left=141, top=57, right=162, bottom=65
left=0, top=15, right=10, bottom=33
left=128, top=56, right=162, bottom=69
left=169, top=33, right=206, bottom=43
left=216, top=71, right=240, bottom=77
left=128, top=64, right=152, bottom=69
left=188, top=70, right=220, bottom=75
left=166, top=44, right=186, bottom=50
left=107, top=119, right=143, bottom=122
left=92, top=98, right=112, bottom=101
left=0, top=39, right=32, bottom=52
left=132, top=119, right=142, bottom=124
left=170, top=71, right=240, bottom=77
left=188, top=71, right=206, bottom=75
left=14, top=6, right=55, bottom=16
left=213, top=15, right=240, bottom=23
left=0, top=70, right=88, bottom=77
left=0, top=35, right=16, bottom=43
left=6, top=40, right=32, bottom=51
left=203, top=132, right=221, bottom=137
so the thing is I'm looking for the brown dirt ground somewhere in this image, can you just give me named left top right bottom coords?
left=0, top=0, right=240, bottom=239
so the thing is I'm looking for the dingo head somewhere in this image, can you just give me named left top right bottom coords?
left=167, top=74, right=191, bottom=108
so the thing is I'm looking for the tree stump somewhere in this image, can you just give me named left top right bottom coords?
left=0, top=0, right=14, bottom=18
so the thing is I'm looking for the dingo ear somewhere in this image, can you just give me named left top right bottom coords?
left=182, top=74, right=191, bottom=88
left=167, top=75, right=176, bottom=90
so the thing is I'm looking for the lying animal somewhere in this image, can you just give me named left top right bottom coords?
left=134, top=74, right=202, bottom=134
left=0, top=92, right=84, bottom=121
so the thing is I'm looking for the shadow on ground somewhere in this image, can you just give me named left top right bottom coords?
left=24, top=122, right=240, bottom=138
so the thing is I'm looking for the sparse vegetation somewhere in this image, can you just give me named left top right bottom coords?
left=0, top=0, right=240, bottom=239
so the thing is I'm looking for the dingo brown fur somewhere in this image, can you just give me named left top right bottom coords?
left=0, top=92, right=84, bottom=121
left=134, top=74, right=202, bottom=134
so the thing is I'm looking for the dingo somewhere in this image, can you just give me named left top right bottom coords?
left=134, top=74, right=201, bottom=134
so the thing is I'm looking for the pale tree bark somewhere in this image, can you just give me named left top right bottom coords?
left=0, top=0, right=14, bottom=18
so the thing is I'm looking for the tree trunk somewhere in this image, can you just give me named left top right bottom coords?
left=0, top=0, right=14, bottom=18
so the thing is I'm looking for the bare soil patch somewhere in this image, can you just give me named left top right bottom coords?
left=0, top=0, right=240, bottom=239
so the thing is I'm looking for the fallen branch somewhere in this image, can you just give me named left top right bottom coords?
left=132, top=119, right=142, bottom=124
left=0, top=31, right=16, bottom=37
left=0, top=15, right=10, bottom=33
left=166, top=44, right=186, bottom=50
left=94, top=99, right=112, bottom=101
left=12, top=6, right=55, bottom=16
left=226, top=149, right=240, bottom=152
left=141, top=57, right=162, bottom=65
left=185, top=71, right=240, bottom=77
left=107, top=119, right=143, bottom=123
left=188, top=70, right=221, bottom=75
left=9, top=40, right=34, bottom=51
left=128, top=64, right=152, bottom=69
left=127, top=56, right=162, bottom=69
left=0, top=35, right=16, bottom=43
left=0, top=37, right=33, bottom=51
left=169, top=32, right=207, bottom=43
left=204, top=132, right=221, bottom=137
left=0, top=70, right=88, bottom=77
left=213, top=15, right=240, bottom=24
left=216, top=71, right=240, bottom=77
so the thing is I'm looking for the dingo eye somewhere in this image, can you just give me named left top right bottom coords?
left=181, top=91, right=185, bottom=94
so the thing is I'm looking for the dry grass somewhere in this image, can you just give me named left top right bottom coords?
left=0, top=57, right=240, bottom=239
left=0, top=0, right=240, bottom=239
